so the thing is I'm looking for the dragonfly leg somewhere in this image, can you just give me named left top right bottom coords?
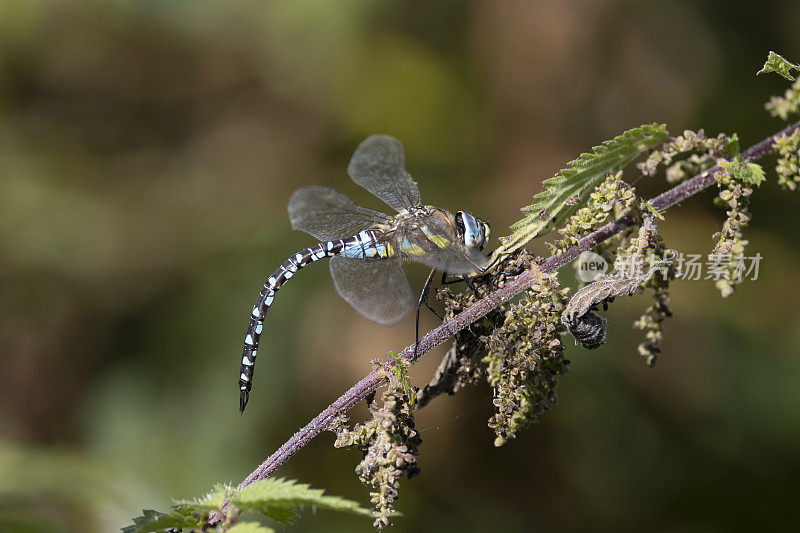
left=415, top=267, right=440, bottom=357
left=441, top=271, right=480, bottom=296
left=462, top=275, right=479, bottom=294
left=439, top=272, right=482, bottom=337
left=440, top=271, right=466, bottom=285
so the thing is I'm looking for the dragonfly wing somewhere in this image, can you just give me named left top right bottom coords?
left=329, top=255, right=413, bottom=326
left=347, top=135, right=422, bottom=213
left=288, top=185, right=393, bottom=242
left=403, top=240, right=492, bottom=275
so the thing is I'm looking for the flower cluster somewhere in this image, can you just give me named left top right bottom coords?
left=416, top=249, right=540, bottom=408
left=483, top=270, right=570, bottom=447
left=765, top=77, right=800, bottom=121
left=775, top=128, right=800, bottom=191
left=638, top=129, right=737, bottom=184
left=710, top=166, right=755, bottom=297
left=624, top=217, right=675, bottom=367
left=547, top=171, right=636, bottom=256
left=331, top=359, right=421, bottom=530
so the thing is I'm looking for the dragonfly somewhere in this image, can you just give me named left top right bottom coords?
left=238, top=135, right=492, bottom=412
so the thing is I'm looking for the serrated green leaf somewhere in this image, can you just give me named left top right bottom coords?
left=226, top=522, right=275, bottom=533
left=230, top=478, right=374, bottom=522
left=122, top=508, right=200, bottom=533
left=721, top=160, right=766, bottom=186
left=173, top=483, right=230, bottom=513
left=128, top=479, right=374, bottom=532
left=757, top=51, right=800, bottom=81
left=501, top=123, right=668, bottom=253
left=260, top=505, right=301, bottom=525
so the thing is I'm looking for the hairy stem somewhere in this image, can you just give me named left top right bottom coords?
left=208, top=119, right=800, bottom=526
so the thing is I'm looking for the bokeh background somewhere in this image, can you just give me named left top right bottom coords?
left=2, top=1, right=800, bottom=531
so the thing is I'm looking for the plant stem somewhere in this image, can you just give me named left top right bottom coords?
left=208, top=118, right=800, bottom=526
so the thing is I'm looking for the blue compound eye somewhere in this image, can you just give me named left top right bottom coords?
left=457, top=211, right=488, bottom=250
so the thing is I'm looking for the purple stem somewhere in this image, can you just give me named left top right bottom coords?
left=208, top=119, right=800, bottom=525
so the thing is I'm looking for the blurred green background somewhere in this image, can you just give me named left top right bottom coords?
left=1, top=1, right=799, bottom=531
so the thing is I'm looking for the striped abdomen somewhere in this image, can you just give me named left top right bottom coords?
left=238, top=229, right=391, bottom=412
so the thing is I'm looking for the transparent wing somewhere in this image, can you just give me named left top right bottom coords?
left=347, top=135, right=421, bottom=213
left=398, top=214, right=492, bottom=275
left=402, top=239, right=492, bottom=275
left=329, top=255, right=413, bottom=326
left=288, top=185, right=393, bottom=242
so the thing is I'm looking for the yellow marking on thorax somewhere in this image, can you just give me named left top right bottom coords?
left=401, top=238, right=426, bottom=256
left=420, top=225, right=451, bottom=248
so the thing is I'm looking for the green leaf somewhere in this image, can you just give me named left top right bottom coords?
left=128, top=478, right=373, bottom=532
left=122, top=509, right=200, bottom=533
left=230, top=478, right=374, bottom=522
left=722, top=133, right=740, bottom=156
left=501, top=123, right=669, bottom=253
left=173, top=483, right=230, bottom=513
left=259, top=505, right=301, bottom=525
left=721, top=159, right=766, bottom=186
left=227, top=522, right=276, bottom=533
left=643, top=202, right=664, bottom=220
left=757, top=51, right=800, bottom=81
left=388, top=351, right=416, bottom=410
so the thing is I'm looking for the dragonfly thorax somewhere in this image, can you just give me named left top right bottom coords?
left=455, top=211, right=491, bottom=251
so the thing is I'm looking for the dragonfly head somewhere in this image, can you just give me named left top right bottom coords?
left=455, top=211, right=491, bottom=251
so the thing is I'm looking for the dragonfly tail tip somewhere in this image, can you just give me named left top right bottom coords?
left=239, top=391, right=250, bottom=413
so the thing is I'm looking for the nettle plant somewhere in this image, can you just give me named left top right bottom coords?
left=128, top=52, right=800, bottom=532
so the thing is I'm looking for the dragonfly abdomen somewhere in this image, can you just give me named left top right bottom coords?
left=341, top=229, right=394, bottom=260
left=238, top=229, right=392, bottom=412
